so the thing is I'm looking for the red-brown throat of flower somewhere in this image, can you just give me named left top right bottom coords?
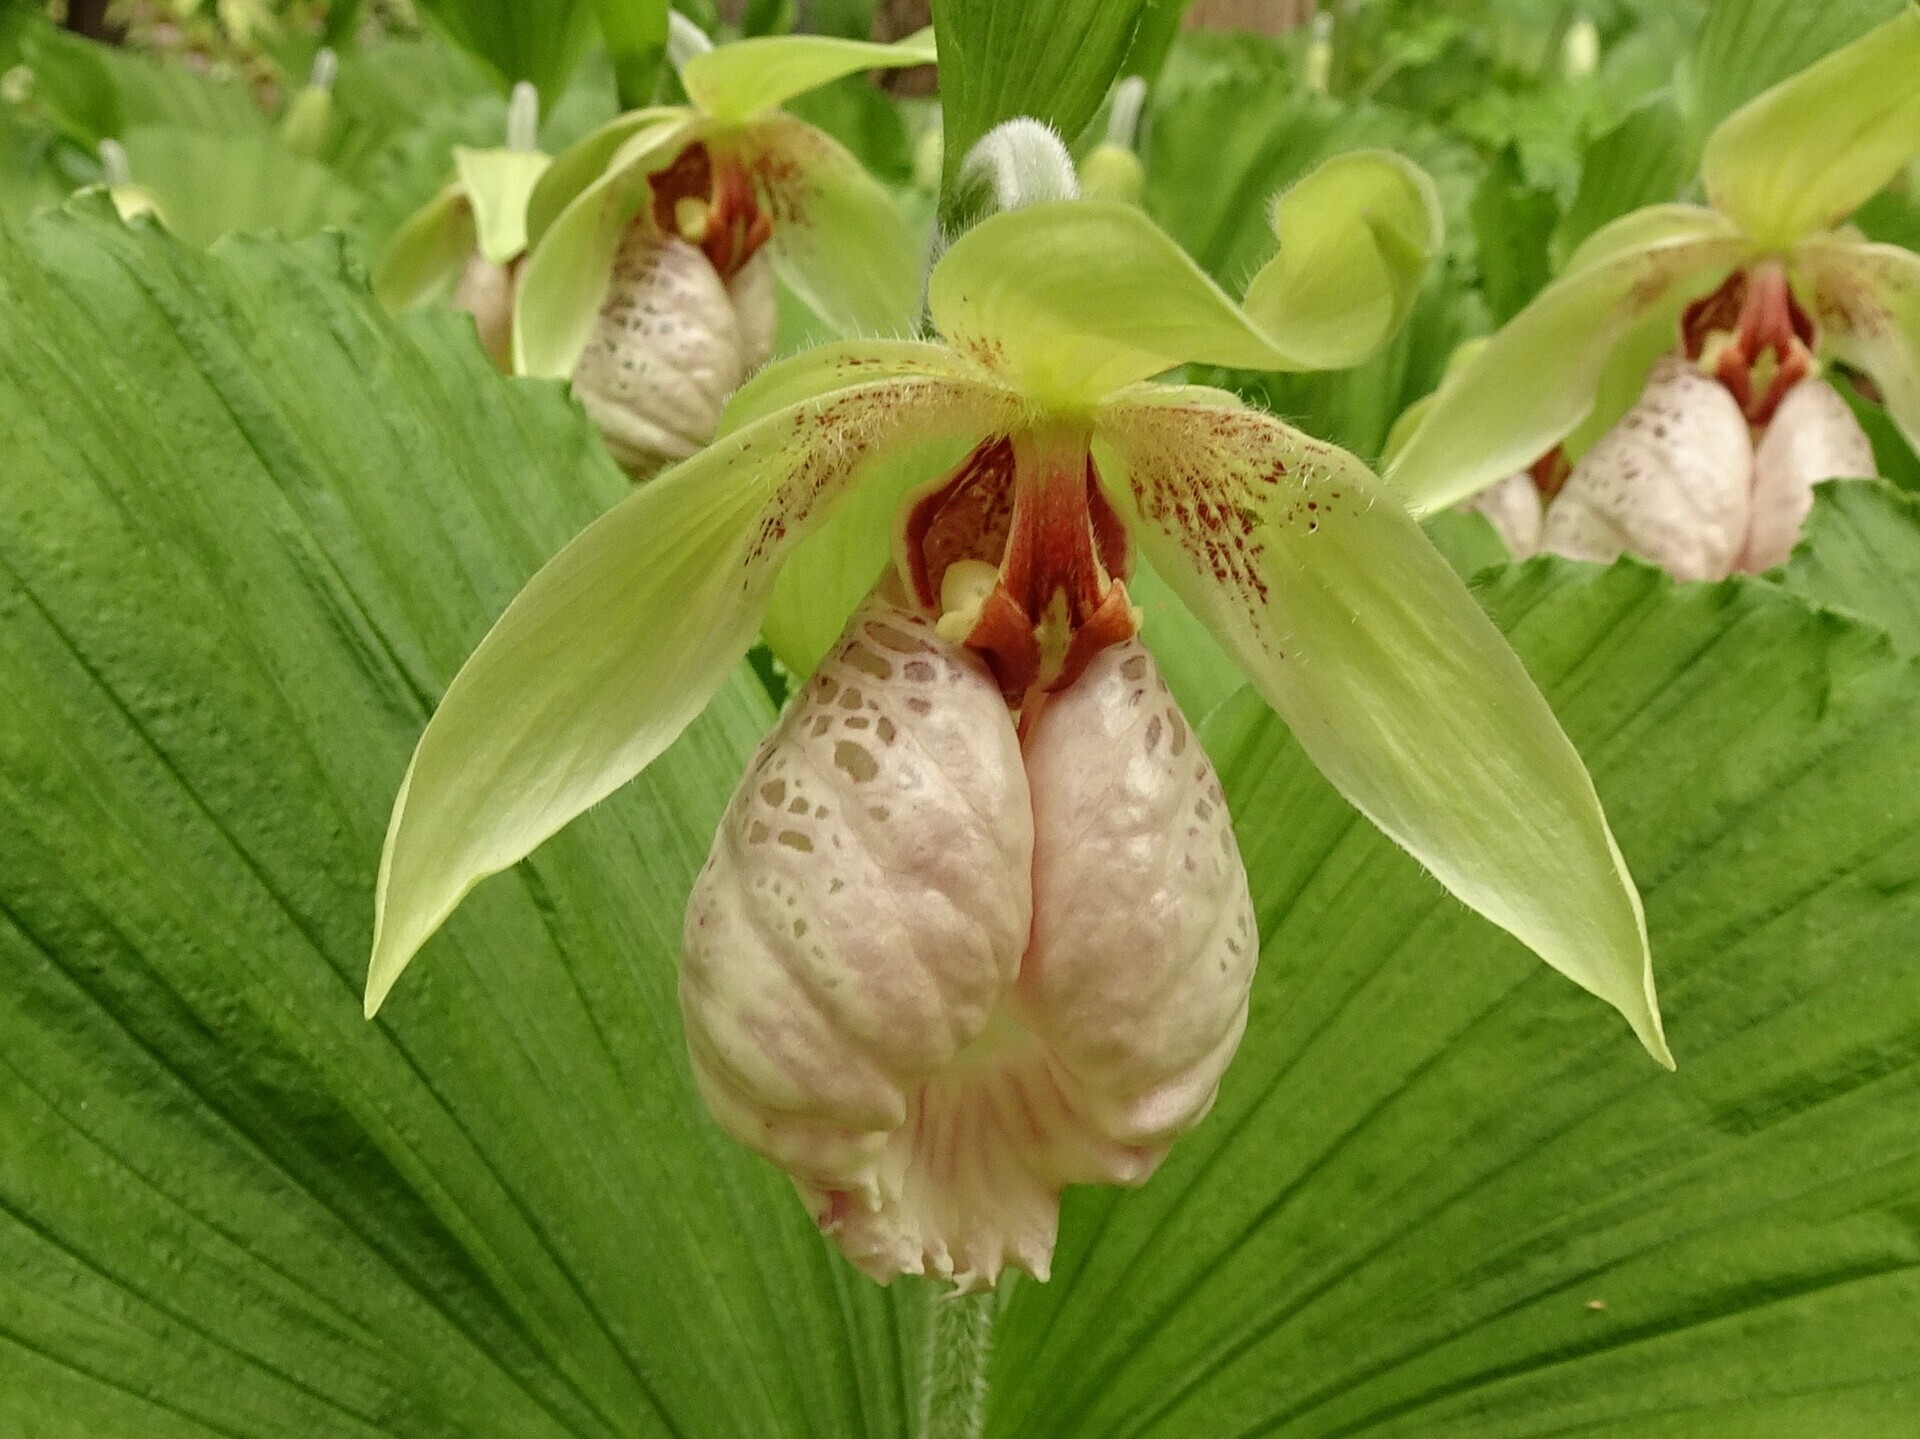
left=648, top=141, right=772, bottom=280
left=1680, top=260, right=1816, bottom=425
left=901, top=424, right=1138, bottom=711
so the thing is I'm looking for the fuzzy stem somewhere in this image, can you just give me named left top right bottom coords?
left=917, top=1292, right=997, bottom=1439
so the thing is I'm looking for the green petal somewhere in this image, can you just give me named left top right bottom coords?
left=523, top=106, right=687, bottom=249
left=1095, top=395, right=1670, bottom=1065
left=1797, top=237, right=1920, bottom=453
left=511, top=115, right=700, bottom=379
left=718, top=340, right=1017, bottom=673
left=1241, top=149, right=1442, bottom=372
left=681, top=29, right=937, bottom=123
left=371, top=182, right=476, bottom=311
left=451, top=145, right=552, bottom=265
left=929, top=154, right=1437, bottom=408
left=1386, top=210, right=1751, bottom=514
left=366, top=373, right=1006, bottom=1013
left=726, top=114, right=922, bottom=337
left=1702, top=6, right=1920, bottom=246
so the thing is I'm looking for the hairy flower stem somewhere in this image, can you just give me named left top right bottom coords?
left=917, top=1292, right=997, bottom=1439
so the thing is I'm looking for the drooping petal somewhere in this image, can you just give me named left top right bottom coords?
left=512, top=115, right=702, bottom=379
left=1093, top=396, right=1670, bottom=1065
left=723, top=341, right=1018, bottom=675
left=1701, top=7, right=1920, bottom=247
left=927, top=152, right=1439, bottom=408
left=371, top=182, right=475, bottom=311
left=1385, top=207, right=1751, bottom=515
left=451, top=146, right=552, bottom=265
left=366, top=374, right=1010, bottom=1015
left=1796, top=237, right=1920, bottom=453
left=524, top=106, right=687, bottom=247
left=681, top=29, right=936, bottom=123
left=723, top=113, right=922, bottom=337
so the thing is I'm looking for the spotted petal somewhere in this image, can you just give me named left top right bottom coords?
left=1093, top=393, right=1670, bottom=1065
left=1385, top=206, right=1751, bottom=514
left=367, top=373, right=1013, bottom=1014
left=1702, top=7, right=1920, bottom=247
left=681, top=28, right=936, bottom=123
left=928, top=151, right=1439, bottom=408
left=1797, top=237, right=1920, bottom=453
left=725, top=113, right=923, bottom=337
left=512, top=114, right=701, bottom=378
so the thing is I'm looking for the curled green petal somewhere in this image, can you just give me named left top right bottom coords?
left=929, top=168, right=1437, bottom=410
left=726, top=114, right=922, bottom=337
left=367, top=372, right=1010, bottom=1014
left=524, top=106, right=686, bottom=248
left=1797, top=237, right=1920, bottom=453
left=1703, top=6, right=1920, bottom=246
left=512, top=116, right=700, bottom=379
left=452, top=146, right=552, bottom=265
left=681, top=29, right=937, bottom=123
left=1242, top=149, right=1442, bottom=372
left=1095, top=397, right=1669, bottom=1064
left=1386, top=212, right=1751, bottom=514
left=373, top=182, right=477, bottom=311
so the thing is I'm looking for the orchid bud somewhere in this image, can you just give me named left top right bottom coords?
left=1460, top=471, right=1543, bottom=559
left=1738, top=378, right=1875, bottom=572
left=1541, top=357, right=1753, bottom=581
left=681, top=594, right=1256, bottom=1290
left=571, top=223, right=776, bottom=477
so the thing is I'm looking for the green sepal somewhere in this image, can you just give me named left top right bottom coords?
left=373, top=182, right=477, bottom=311
left=1796, top=237, right=1920, bottom=454
left=681, top=28, right=936, bottom=123
left=1703, top=6, right=1920, bottom=246
left=452, top=146, right=552, bottom=265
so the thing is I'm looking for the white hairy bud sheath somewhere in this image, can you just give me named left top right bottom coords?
left=1739, top=378, right=1875, bottom=573
left=681, top=596, right=1257, bottom=1291
left=1459, top=471, right=1543, bottom=559
left=1542, top=357, right=1753, bottom=581
left=570, top=223, right=776, bottom=478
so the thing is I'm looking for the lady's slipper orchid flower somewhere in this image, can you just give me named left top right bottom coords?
left=510, top=23, right=936, bottom=474
left=364, top=169, right=1673, bottom=1291
left=375, top=83, right=550, bottom=372
left=1387, top=8, right=1920, bottom=559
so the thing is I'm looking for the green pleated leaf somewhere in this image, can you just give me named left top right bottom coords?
left=412, top=0, right=601, bottom=106
left=932, top=0, right=1150, bottom=201
left=119, top=125, right=362, bottom=249
left=1777, top=478, right=1920, bottom=657
left=1552, top=98, right=1692, bottom=268
left=988, top=557, right=1920, bottom=1436
left=0, top=200, right=931, bottom=1438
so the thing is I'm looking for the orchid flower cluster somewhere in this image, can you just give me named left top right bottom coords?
left=363, top=35, right=1690, bottom=1286
left=1387, top=9, right=1920, bottom=580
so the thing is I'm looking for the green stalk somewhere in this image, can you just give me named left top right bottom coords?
left=917, top=1290, right=998, bottom=1439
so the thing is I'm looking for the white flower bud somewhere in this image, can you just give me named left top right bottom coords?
left=681, top=598, right=1256, bottom=1291
left=571, top=224, right=776, bottom=478
left=1739, top=378, right=1875, bottom=572
left=1542, top=357, right=1753, bottom=581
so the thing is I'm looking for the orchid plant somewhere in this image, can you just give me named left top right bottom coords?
left=375, top=82, right=550, bottom=372
left=508, top=18, right=935, bottom=475
left=362, top=151, right=1675, bottom=1292
left=1385, top=7, right=1920, bottom=577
